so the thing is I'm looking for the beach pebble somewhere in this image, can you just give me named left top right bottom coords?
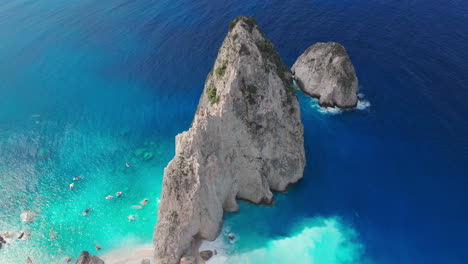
left=179, top=256, right=195, bottom=264
left=200, top=250, right=213, bottom=261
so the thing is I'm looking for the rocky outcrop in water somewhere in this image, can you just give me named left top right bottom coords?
left=292, top=42, right=358, bottom=108
left=75, top=251, right=104, bottom=264
left=153, top=16, right=305, bottom=264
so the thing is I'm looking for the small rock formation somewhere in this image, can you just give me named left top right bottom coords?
left=141, top=259, right=151, bottom=264
left=75, top=251, right=104, bottom=264
left=20, top=211, right=36, bottom=224
left=292, top=42, right=358, bottom=108
left=179, top=256, right=196, bottom=264
left=199, top=251, right=213, bottom=261
left=153, top=16, right=305, bottom=264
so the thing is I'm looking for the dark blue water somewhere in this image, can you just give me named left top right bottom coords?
left=0, top=0, right=467, bottom=263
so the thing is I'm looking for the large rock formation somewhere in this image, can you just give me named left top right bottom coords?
left=75, top=251, right=104, bottom=264
left=292, top=42, right=358, bottom=108
left=153, top=16, right=305, bottom=264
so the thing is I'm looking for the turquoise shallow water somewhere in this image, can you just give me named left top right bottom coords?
left=1, top=0, right=468, bottom=263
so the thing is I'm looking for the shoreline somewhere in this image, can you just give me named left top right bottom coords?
left=100, top=244, right=155, bottom=264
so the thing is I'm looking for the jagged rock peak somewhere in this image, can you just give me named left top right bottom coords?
left=292, top=42, right=358, bottom=108
left=153, top=16, right=305, bottom=264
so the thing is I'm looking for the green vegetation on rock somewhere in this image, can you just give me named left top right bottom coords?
left=256, top=40, right=296, bottom=105
left=207, top=86, right=220, bottom=105
left=216, top=61, right=227, bottom=77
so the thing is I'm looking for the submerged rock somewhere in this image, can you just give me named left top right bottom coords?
left=20, top=211, right=37, bottom=224
left=153, top=16, right=305, bottom=264
left=292, top=42, right=358, bottom=108
left=143, top=151, right=154, bottom=161
left=75, top=251, right=104, bottom=264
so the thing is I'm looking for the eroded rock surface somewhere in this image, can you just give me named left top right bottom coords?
left=292, top=42, right=358, bottom=108
left=153, top=16, right=305, bottom=264
left=75, top=251, right=104, bottom=264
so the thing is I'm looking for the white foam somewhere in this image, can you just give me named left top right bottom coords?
left=303, top=93, right=370, bottom=115
left=201, top=217, right=370, bottom=264
left=356, top=100, right=371, bottom=110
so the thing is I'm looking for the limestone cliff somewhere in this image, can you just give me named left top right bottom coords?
left=292, top=42, right=358, bottom=108
left=153, top=16, right=305, bottom=264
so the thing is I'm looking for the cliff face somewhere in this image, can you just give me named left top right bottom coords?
left=153, top=17, right=305, bottom=264
left=292, top=42, right=358, bottom=108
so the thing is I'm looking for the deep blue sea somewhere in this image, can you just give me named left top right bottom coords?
left=0, top=0, right=467, bottom=263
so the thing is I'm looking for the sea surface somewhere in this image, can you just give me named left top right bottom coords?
left=0, top=0, right=467, bottom=263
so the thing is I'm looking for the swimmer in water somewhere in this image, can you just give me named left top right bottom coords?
left=125, top=161, right=130, bottom=167
left=140, top=198, right=149, bottom=206
left=73, top=176, right=82, bottom=181
left=105, top=195, right=113, bottom=200
left=116, top=192, right=122, bottom=197
left=82, top=208, right=90, bottom=216
left=69, top=183, right=74, bottom=190
left=128, top=215, right=135, bottom=221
